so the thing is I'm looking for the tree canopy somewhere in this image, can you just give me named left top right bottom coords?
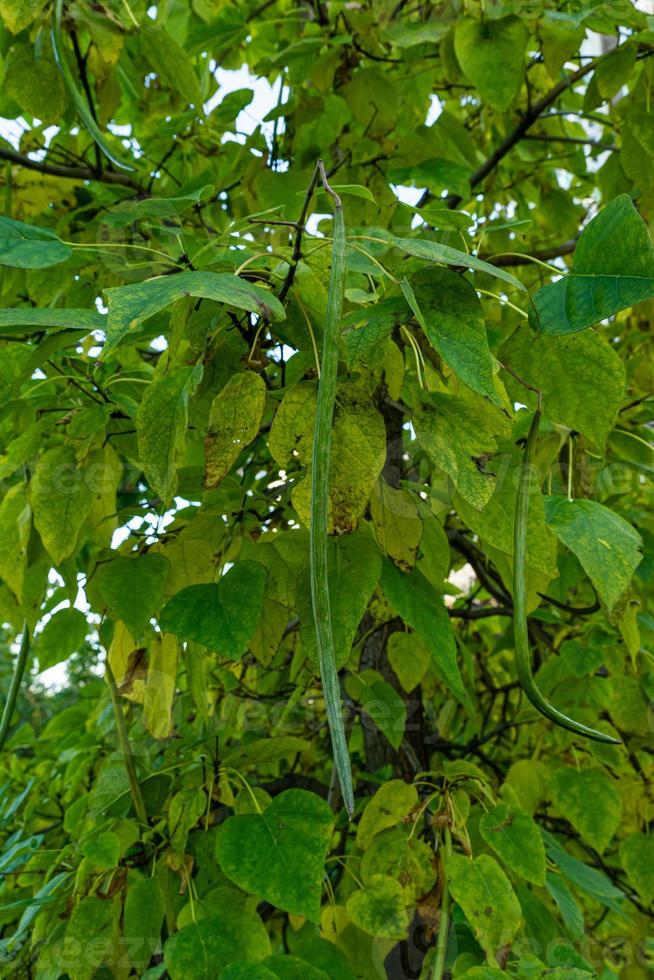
left=0, top=0, right=653, bottom=977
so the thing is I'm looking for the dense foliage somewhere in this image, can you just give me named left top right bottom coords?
left=0, top=0, right=653, bottom=977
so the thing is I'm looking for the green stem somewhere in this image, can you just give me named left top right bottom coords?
left=310, top=160, right=355, bottom=818
left=0, top=624, right=31, bottom=753
left=513, top=405, right=620, bottom=744
left=432, top=827, right=451, bottom=980
left=52, top=0, right=134, bottom=173
left=105, top=661, right=149, bottom=825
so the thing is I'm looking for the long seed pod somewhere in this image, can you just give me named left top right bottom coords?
left=0, top=624, right=31, bottom=753
left=310, top=164, right=355, bottom=817
left=514, top=406, right=620, bottom=744
left=52, top=0, right=135, bottom=173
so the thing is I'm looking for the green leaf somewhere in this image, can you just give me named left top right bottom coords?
left=356, top=780, right=418, bottom=851
left=159, top=561, right=267, bottom=657
left=345, top=875, right=409, bottom=941
left=549, top=767, right=622, bottom=853
left=64, top=896, right=118, bottom=980
left=137, top=365, right=203, bottom=505
left=135, top=185, right=214, bottom=218
left=415, top=390, right=511, bottom=509
left=331, top=184, right=376, bottom=203
left=447, top=853, right=522, bottom=958
left=404, top=269, right=503, bottom=406
left=345, top=668, right=406, bottom=750
left=164, top=908, right=271, bottom=979
left=220, top=965, right=277, bottom=980
left=284, top=937, right=355, bottom=980
left=215, top=789, right=333, bottom=923
left=544, top=496, right=642, bottom=614
left=546, top=873, right=585, bottom=941
left=387, top=631, right=430, bottom=693
left=479, top=802, right=546, bottom=885
left=543, top=830, right=624, bottom=905
left=124, top=874, right=165, bottom=974
left=0, top=217, right=71, bottom=269
left=0, top=417, right=52, bottom=482
left=619, top=833, right=654, bottom=905
left=298, top=530, right=382, bottom=668
left=81, top=830, right=120, bottom=869
left=103, top=272, right=285, bottom=357
left=204, top=372, right=266, bottom=489
left=30, top=445, right=94, bottom=565
left=392, top=237, right=525, bottom=292
left=0, top=308, right=105, bottom=335
left=35, top=607, right=88, bottom=672
left=500, top=323, right=625, bottom=449
left=381, top=559, right=470, bottom=708
left=262, top=956, right=330, bottom=980
left=99, top=554, right=170, bottom=639
left=533, top=195, right=654, bottom=335
left=454, top=16, right=528, bottom=112
left=141, top=24, right=202, bottom=106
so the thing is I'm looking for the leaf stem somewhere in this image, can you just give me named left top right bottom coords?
left=105, top=660, right=149, bottom=825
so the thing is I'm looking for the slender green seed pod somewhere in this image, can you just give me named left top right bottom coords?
left=0, top=624, right=31, bottom=753
left=309, top=187, right=355, bottom=817
left=52, top=0, right=135, bottom=173
left=513, top=407, right=620, bottom=745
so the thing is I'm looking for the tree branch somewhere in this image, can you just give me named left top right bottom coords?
left=0, top=145, right=141, bottom=189
left=486, top=239, right=577, bottom=266
left=419, top=47, right=654, bottom=210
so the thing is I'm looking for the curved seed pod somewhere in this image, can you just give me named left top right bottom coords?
left=0, top=624, right=31, bottom=753
left=513, top=407, right=620, bottom=745
left=309, top=172, right=355, bottom=817
left=52, top=0, right=135, bottom=173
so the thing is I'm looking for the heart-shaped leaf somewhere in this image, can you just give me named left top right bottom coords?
left=159, top=560, right=267, bottom=657
left=215, top=789, right=334, bottom=923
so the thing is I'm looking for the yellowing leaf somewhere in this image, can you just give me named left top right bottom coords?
left=346, top=875, right=409, bottom=941
left=30, top=445, right=94, bottom=565
left=448, top=854, right=522, bottom=957
left=137, top=365, right=202, bottom=505
left=549, top=767, right=621, bottom=853
left=0, top=484, right=30, bottom=599
left=370, top=480, right=422, bottom=571
left=204, top=372, right=266, bottom=488
left=356, top=780, right=418, bottom=851
left=144, top=632, right=179, bottom=739
left=415, top=390, right=511, bottom=510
